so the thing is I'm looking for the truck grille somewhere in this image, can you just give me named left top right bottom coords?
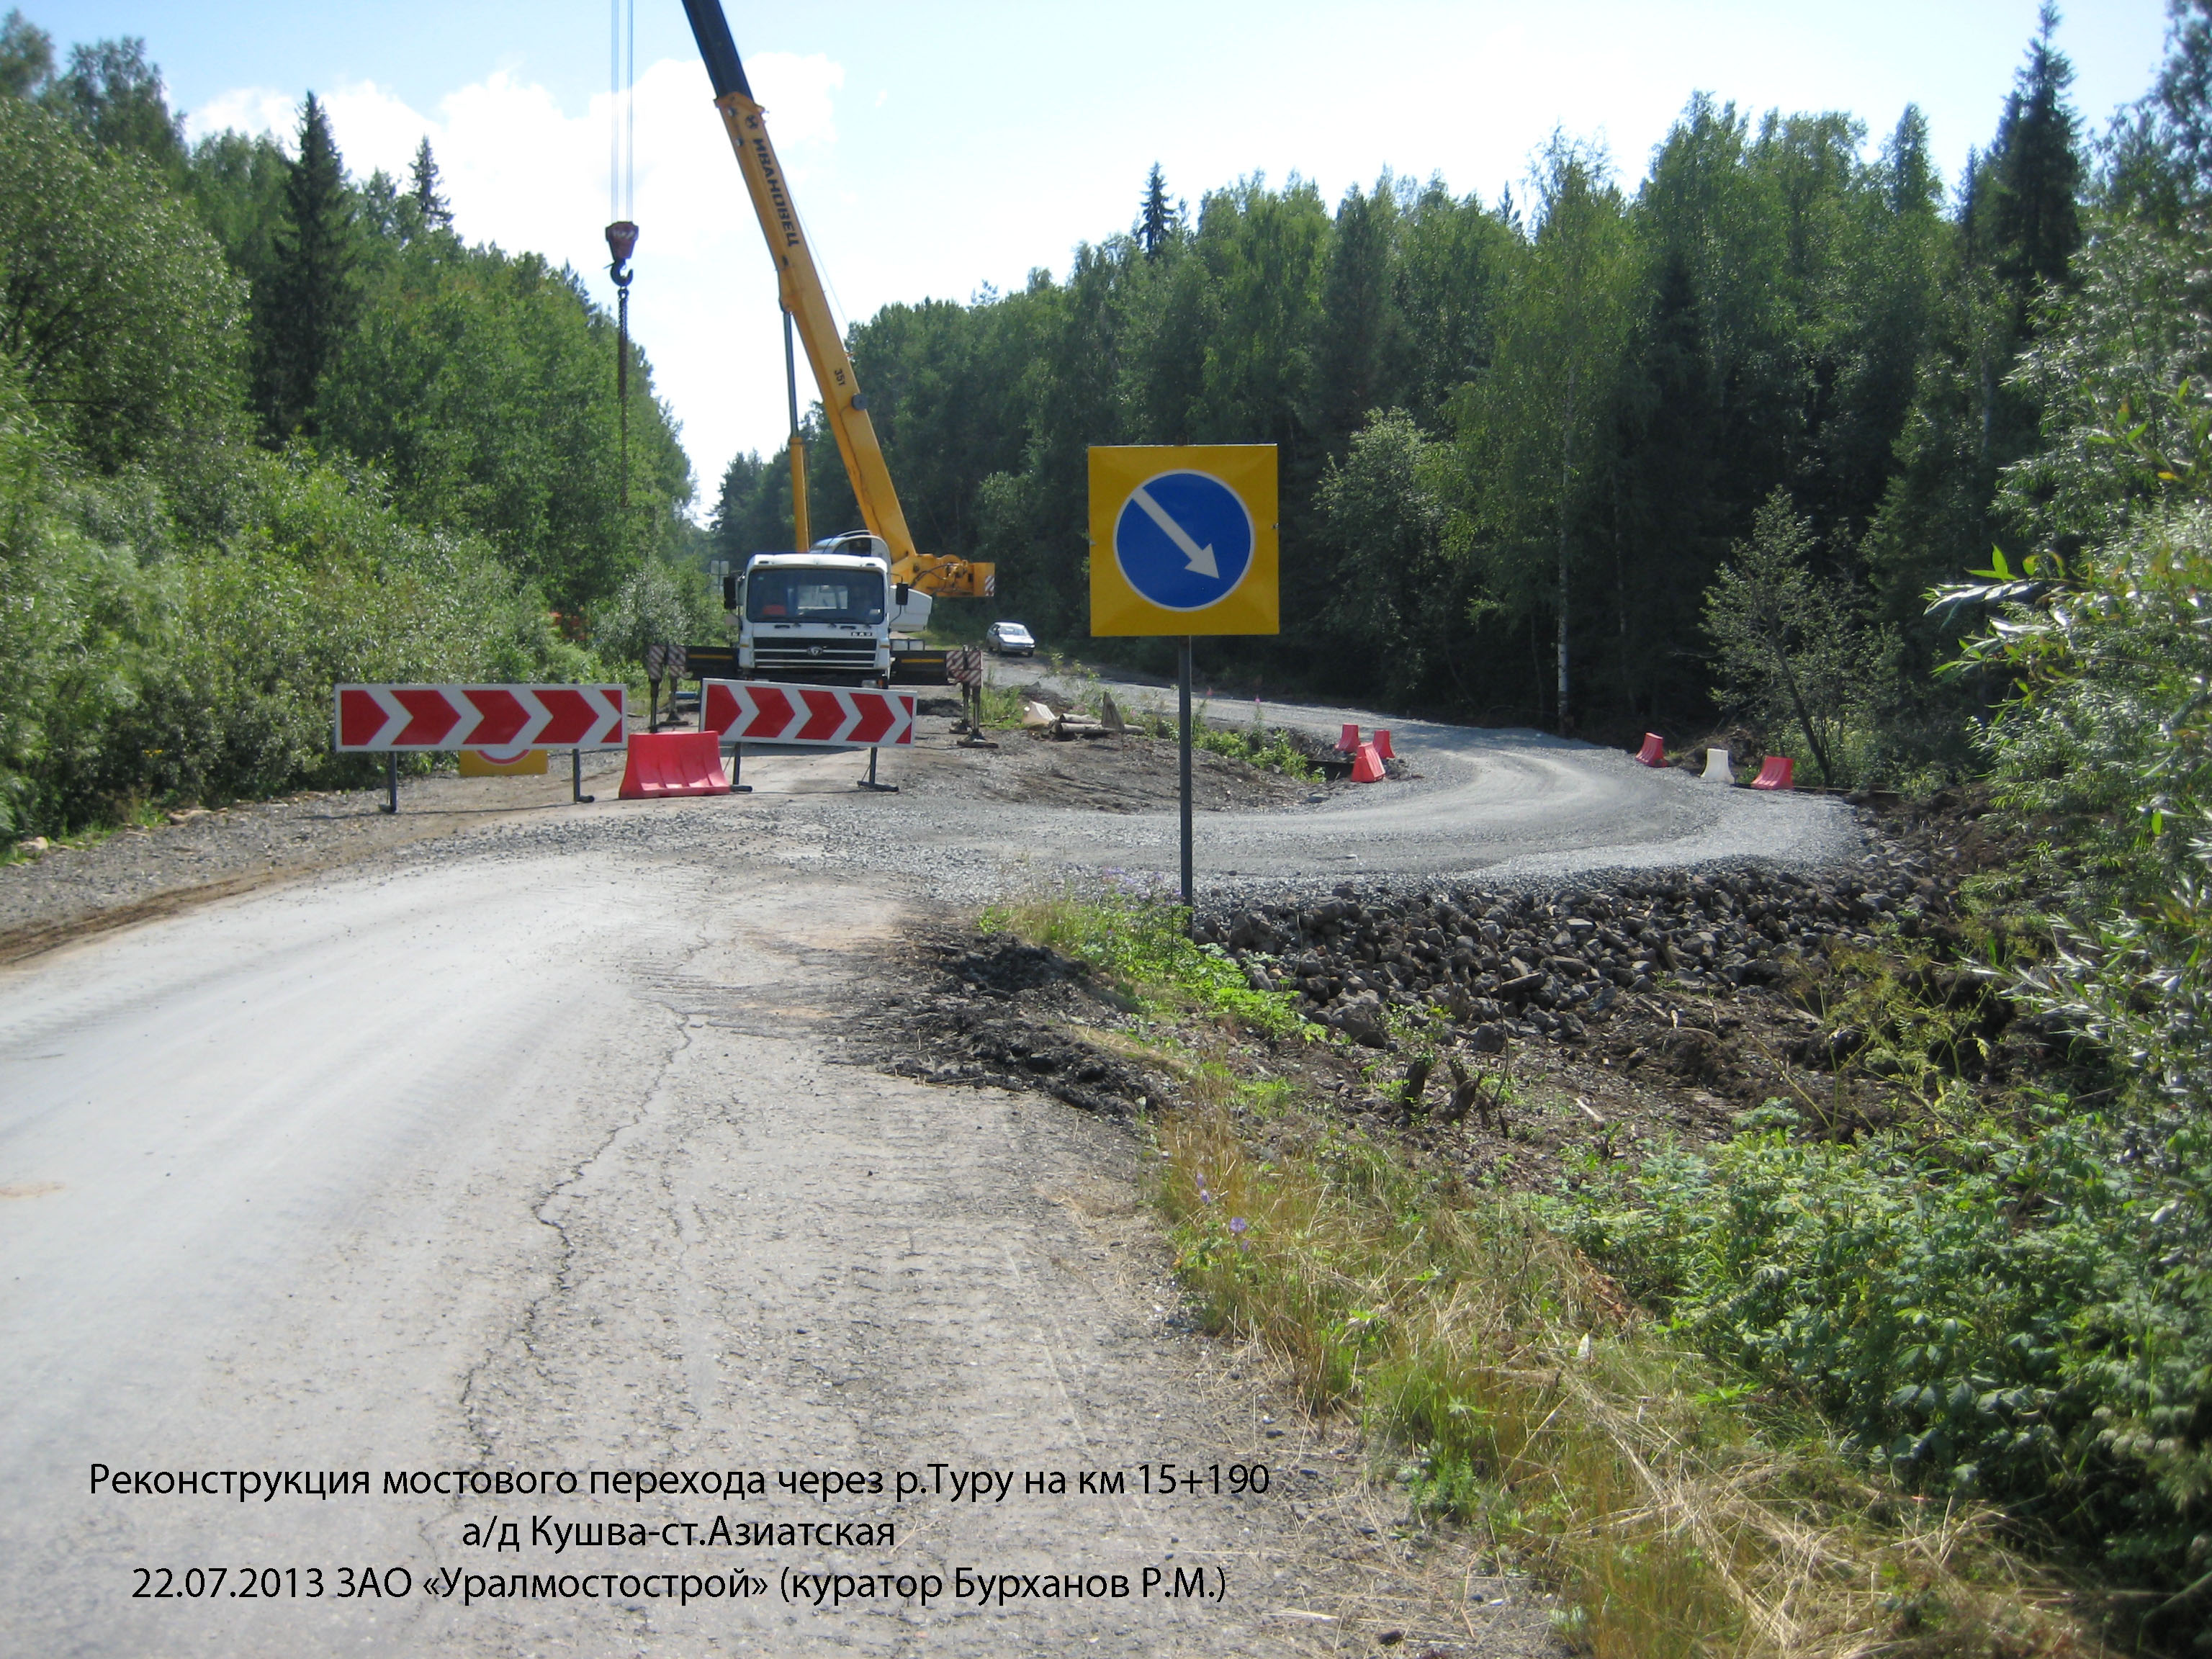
left=751, top=642, right=881, bottom=673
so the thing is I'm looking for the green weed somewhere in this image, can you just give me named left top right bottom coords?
left=979, top=889, right=1308, bottom=1037
left=1125, top=700, right=1321, bottom=781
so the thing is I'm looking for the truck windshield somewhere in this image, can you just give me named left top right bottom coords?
left=745, top=567, right=886, bottom=624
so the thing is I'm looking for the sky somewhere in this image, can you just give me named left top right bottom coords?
left=45, top=1, right=2177, bottom=510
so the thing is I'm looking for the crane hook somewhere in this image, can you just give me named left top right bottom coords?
left=605, top=220, right=639, bottom=288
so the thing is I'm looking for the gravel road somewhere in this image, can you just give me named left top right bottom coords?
left=1, top=678, right=1858, bottom=951
left=0, top=687, right=1858, bottom=1655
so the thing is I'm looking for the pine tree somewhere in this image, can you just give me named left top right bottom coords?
left=1883, top=104, right=1939, bottom=217
left=408, top=136, right=450, bottom=230
left=1310, top=181, right=1401, bottom=454
left=1138, top=163, right=1174, bottom=258
left=2100, top=0, right=2212, bottom=225
left=256, top=93, right=356, bottom=439
left=1987, top=4, right=2083, bottom=302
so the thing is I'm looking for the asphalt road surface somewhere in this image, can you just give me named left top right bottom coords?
left=0, top=701, right=1859, bottom=1656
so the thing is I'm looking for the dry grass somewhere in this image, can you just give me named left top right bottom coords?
left=1153, top=1105, right=2101, bottom=1659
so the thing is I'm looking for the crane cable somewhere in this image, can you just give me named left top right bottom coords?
left=604, top=0, right=637, bottom=513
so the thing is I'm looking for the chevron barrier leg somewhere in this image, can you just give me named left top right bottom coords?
left=1352, top=742, right=1386, bottom=783
left=1372, top=729, right=1395, bottom=761
left=1337, top=724, right=1360, bottom=752
left=1701, top=747, right=1734, bottom=783
left=857, top=747, right=897, bottom=792
left=1750, top=755, right=1796, bottom=791
left=1635, top=732, right=1666, bottom=766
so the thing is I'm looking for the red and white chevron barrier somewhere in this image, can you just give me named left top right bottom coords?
left=701, top=680, right=915, bottom=747
left=334, top=684, right=627, bottom=752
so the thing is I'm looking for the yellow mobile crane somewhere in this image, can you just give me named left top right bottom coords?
left=681, top=0, right=994, bottom=634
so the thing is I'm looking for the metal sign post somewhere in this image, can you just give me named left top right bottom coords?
left=1178, top=637, right=1194, bottom=905
left=1087, top=446, right=1279, bottom=921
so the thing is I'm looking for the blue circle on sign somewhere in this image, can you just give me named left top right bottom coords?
left=1112, top=471, right=1254, bottom=612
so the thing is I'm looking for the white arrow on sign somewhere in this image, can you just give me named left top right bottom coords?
left=1130, top=484, right=1219, bottom=579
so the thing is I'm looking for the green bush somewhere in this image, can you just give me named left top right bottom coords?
left=1, top=401, right=594, bottom=839
left=1547, top=1107, right=2211, bottom=1609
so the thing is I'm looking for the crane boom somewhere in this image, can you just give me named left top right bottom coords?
left=680, top=0, right=993, bottom=599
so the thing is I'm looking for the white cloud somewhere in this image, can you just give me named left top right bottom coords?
left=185, top=87, right=302, bottom=150
left=189, top=53, right=853, bottom=515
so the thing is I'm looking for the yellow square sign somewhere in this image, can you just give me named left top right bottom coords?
left=1088, top=445, right=1278, bottom=637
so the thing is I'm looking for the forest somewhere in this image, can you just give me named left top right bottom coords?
left=720, top=6, right=2176, bottom=787
left=0, top=12, right=702, bottom=841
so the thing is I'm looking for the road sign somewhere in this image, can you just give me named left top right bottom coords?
left=1088, top=446, right=1277, bottom=637
left=701, top=680, right=917, bottom=747
left=334, top=685, right=627, bottom=752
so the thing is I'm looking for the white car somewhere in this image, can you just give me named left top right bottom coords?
left=986, top=621, right=1035, bottom=655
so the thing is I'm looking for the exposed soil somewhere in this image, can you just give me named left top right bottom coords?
left=857, top=791, right=2070, bottom=1202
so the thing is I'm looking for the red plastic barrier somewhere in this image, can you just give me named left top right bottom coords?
left=1372, top=729, right=1395, bottom=761
left=1336, top=723, right=1361, bottom=752
left=618, top=731, right=731, bottom=799
left=1750, top=755, right=1795, bottom=791
left=1351, top=742, right=1386, bottom=783
left=1635, top=732, right=1666, bottom=767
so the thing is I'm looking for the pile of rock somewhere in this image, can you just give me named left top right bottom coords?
left=1195, top=852, right=1963, bottom=1049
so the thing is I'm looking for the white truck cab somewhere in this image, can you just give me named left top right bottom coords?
left=729, top=534, right=932, bottom=685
